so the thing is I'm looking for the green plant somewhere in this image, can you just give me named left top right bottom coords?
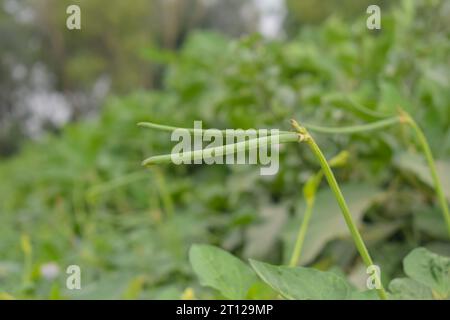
left=303, top=108, right=450, bottom=237
left=139, top=119, right=389, bottom=299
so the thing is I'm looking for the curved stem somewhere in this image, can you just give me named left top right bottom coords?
left=402, top=112, right=450, bottom=237
left=304, top=117, right=401, bottom=134
left=289, top=150, right=348, bottom=267
left=346, top=97, right=392, bottom=119
left=291, top=120, right=387, bottom=300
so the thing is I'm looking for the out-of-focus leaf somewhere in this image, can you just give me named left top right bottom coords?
left=403, top=247, right=450, bottom=299
left=349, top=290, right=379, bottom=300
left=189, top=244, right=257, bottom=299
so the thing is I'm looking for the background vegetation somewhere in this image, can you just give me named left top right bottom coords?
left=0, top=0, right=449, bottom=299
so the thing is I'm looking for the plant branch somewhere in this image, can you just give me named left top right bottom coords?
left=142, top=132, right=301, bottom=166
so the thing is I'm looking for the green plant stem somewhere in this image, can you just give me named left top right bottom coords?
left=346, top=97, right=392, bottom=119
left=307, top=136, right=387, bottom=299
left=291, top=120, right=387, bottom=300
left=142, top=132, right=300, bottom=166
left=293, top=112, right=450, bottom=237
left=289, top=199, right=315, bottom=267
left=403, top=113, right=450, bottom=237
left=304, top=116, right=401, bottom=134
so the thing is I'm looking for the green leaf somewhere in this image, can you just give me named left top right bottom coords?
left=303, top=172, right=323, bottom=204
left=403, top=247, right=450, bottom=299
left=388, top=278, right=433, bottom=300
left=249, top=260, right=375, bottom=300
left=189, top=244, right=257, bottom=299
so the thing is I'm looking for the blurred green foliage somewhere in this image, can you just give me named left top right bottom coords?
left=0, top=0, right=449, bottom=299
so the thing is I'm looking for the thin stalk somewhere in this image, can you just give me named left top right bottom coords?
left=304, top=116, right=401, bottom=134
left=346, top=97, right=392, bottom=119
left=402, top=111, right=450, bottom=236
left=291, top=119, right=387, bottom=300
left=153, top=167, right=174, bottom=217
left=289, top=198, right=315, bottom=267
left=21, top=234, right=32, bottom=288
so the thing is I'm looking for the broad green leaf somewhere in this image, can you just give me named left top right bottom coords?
left=388, top=278, right=433, bottom=300
left=189, top=244, right=257, bottom=299
left=328, top=150, right=350, bottom=168
left=403, top=247, right=450, bottom=299
left=249, top=260, right=376, bottom=300
left=284, top=183, right=380, bottom=265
